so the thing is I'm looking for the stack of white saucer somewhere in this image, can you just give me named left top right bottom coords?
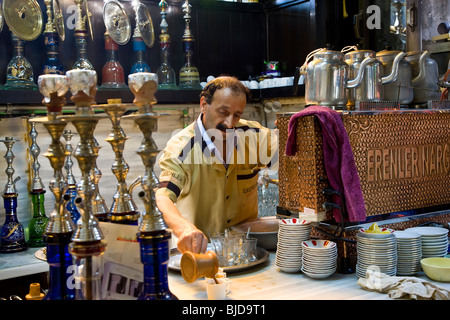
left=394, top=230, right=422, bottom=276
left=405, top=227, right=449, bottom=258
left=275, top=218, right=311, bottom=273
left=356, top=232, right=397, bottom=278
left=301, top=240, right=337, bottom=279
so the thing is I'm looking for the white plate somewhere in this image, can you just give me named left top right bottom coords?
left=394, top=230, right=421, bottom=239
left=278, top=266, right=301, bottom=273
left=301, top=268, right=335, bottom=279
left=405, top=227, right=449, bottom=236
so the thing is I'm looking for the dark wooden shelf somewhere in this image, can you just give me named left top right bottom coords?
left=0, top=84, right=305, bottom=117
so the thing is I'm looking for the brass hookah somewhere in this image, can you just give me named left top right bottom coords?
left=100, top=0, right=131, bottom=89
left=72, top=0, right=94, bottom=70
left=2, top=0, right=43, bottom=90
left=156, top=0, right=177, bottom=90
left=125, top=72, right=177, bottom=299
left=26, top=116, right=49, bottom=247
left=178, top=0, right=201, bottom=90
left=33, top=74, right=75, bottom=299
left=129, top=0, right=154, bottom=74
left=42, top=0, right=65, bottom=74
left=62, top=69, right=107, bottom=300
left=90, top=137, right=109, bottom=222
left=92, top=98, right=141, bottom=224
left=62, top=129, right=81, bottom=224
left=0, top=137, right=27, bottom=253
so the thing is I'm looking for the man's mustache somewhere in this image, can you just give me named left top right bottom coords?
left=216, top=123, right=233, bottom=132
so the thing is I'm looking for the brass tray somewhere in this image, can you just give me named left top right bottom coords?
left=168, top=246, right=269, bottom=273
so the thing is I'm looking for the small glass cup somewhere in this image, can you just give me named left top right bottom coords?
left=244, top=238, right=258, bottom=263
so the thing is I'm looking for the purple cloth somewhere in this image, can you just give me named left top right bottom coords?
left=285, top=106, right=366, bottom=222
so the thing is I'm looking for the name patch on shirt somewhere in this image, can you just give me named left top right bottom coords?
left=242, top=182, right=257, bottom=194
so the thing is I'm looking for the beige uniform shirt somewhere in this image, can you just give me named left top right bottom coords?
left=156, top=116, right=278, bottom=237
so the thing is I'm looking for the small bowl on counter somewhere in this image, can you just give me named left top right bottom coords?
left=231, top=216, right=279, bottom=250
left=421, top=257, right=450, bottom=282
left=358, top=226, right=395, bottom=239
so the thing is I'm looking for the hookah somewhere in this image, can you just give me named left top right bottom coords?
left=156, top=0, right=177, bottom=90
left=62, top=69, right=107, bottom=300
left=129, top=1, right=155, bottom=74
left=126, top=72, right=177, bottom=300
left=178, top=0, right=202, bottom=90
left=42, top=0, right=65, bottom=75
left=90, top=137, right=109, bottom=222
left=100, top=0, right=131, bottom=89
left=93, top=97, right=141, bottom=224
left=0, top=137, right=27, bottom=253
left=72, top=0, right=95, bottom=70
left=62, top=129, right=80, bottom=224
left=33, top=74, right=75, bottom=299
left=26, top=117, right=49, bottom=247
left=2, top=0, right=43, bottom=90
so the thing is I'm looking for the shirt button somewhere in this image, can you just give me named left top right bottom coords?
left=226, top=195, right=230, bottom=200
left=227, top=219, right=231, bottom=223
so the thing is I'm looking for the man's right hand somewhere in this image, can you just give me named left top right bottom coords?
left=177, top=227, right=208, bottom=254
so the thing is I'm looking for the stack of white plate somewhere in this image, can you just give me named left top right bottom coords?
left=356, top=232, right=397, bottom=278
left=394, top=230, right=422, bottom=276
left=275, top=218, right=311, bottom=273
left=301, top=240, right=337, bottom=279
left=405, top=227, right=449, bottom=258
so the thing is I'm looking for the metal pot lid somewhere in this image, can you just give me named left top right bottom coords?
left=103, top=0, right=131, bottom=45
left=136, top=2, right=155, bottom=48
left=53, top=0, right=65, bottom=41
left=345, top=50, right=375, bottom=59
left=314, top=49, right=344, bottom=60
left=3, top=0, right=43, bottom=41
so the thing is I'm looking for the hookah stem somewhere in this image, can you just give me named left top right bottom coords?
left=85, top=255, right=93, bottom=300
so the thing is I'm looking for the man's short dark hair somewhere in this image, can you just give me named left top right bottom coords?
left=200, top=75, right=251, bottom=104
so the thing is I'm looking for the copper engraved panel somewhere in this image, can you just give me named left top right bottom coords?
left=278, top=110, right=450, bottom=221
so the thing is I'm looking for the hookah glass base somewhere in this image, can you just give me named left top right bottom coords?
left=138, top=231, right=178, bottom=300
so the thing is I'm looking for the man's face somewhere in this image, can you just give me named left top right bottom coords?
left=200, top=87, right=246, bottom=138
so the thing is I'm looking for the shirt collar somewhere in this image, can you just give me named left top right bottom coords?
left=196, top=114, right=238, bottom=165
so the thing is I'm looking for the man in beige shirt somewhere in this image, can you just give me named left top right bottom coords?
left=156, top=76, right=278, bottom=253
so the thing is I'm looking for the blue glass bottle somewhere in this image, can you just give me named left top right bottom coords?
left=130, top=37, right=151, bottom=74
left=138, top=231, right=178, bottom=300
left=43, top=32, right=64, bottom=75
left=42, top=232, right=75, bottom=300
left=0, top=195, right=27, bottom=252
left=65, top=186, right=80, bottom=224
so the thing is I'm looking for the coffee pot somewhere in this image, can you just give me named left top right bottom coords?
left=297, top=47, right=373, bottom=108
left=376, top=49, right=413, bottom=106
left=344, top=48, right=407, bottom=106
left=405, top=50, right=441, bottom=105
